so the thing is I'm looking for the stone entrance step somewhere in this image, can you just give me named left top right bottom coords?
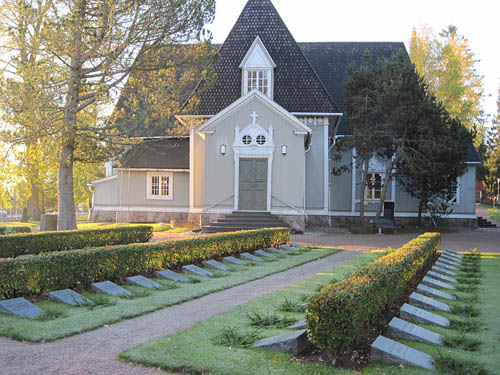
left=478, top=216, right=498, bottom=228
left=203, top=212, right=289, bottom=234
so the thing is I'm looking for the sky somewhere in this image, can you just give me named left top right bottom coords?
left=207, top=0, right=500, bottom=126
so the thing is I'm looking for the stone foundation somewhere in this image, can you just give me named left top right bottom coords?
left=305, top=215, right=478, bottom=230
left=275, top=215, right=306, bottom=232
left=91, top=210, right=191, bottom=224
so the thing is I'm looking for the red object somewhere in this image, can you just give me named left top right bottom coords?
left=476, top=181, right=485, bottom=192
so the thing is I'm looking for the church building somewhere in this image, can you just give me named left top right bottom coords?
left=90, top=0, right=480, bottom=231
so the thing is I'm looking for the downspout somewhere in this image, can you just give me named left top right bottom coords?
left=328, top=115, right=343, bottom=226
left=127, top=169, right=131, bottom=223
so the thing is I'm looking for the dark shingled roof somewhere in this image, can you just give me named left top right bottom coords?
left=119, top=138, right=189, bottom=170
left=192, top=0, right=339, bottom=115
left=299, top=42, right=408, bottom=135
left=467, top=143, right=482, bottom=164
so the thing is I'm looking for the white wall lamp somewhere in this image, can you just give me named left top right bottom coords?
left=281, top=145, right=288, bottom=155
left=220, top=144, right=227, bottom=155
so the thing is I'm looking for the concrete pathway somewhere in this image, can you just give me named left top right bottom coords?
left=0, top=250, right=364, bottom=375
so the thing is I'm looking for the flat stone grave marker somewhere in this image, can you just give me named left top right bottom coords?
left=431, top=265, right=457, bottom=276
left=438, top=258, right=461, bottom=267
left=290, top=242, right=306, bottom=249
left=371, top=335, right=435, bottom=370
left=268, top=247, right=287, bottom=255
left=255, top=250, right=277, bottom=258
left=427, top=271, right=458, bottom=284
left=435, top=261, right=459, bottom=272
left=126, top=276, right=161, bottom=289
left=223, top=256, right=247, bottom=266
left=400, top=303, right=450, bottom=327
left=0, top=297, right=43, bottom=319
left=204, top=260, right=231, bottom=272
left=445, top=248, right=462, bottom=257
left=280, top=245, right=300, bottom=253
left=252, top=329, right=310, bottom=356
left=409, top=292, right=450, bottom=312
left=441, top=253, right=461, bottom=263
left=92, top=281, right=132, bottom=297
left=241, top=252, right=265, bottom=262
left=422, top=276, right=456, bottom=290
left=182, top=264, right=213, bottom=277
left=48, top=289, right=94, bottom=306
left=417, top=284, right=456, bottom=300
left=387, top=317, right=443, bottom=346
left=288, top=319, right=306, bottom=330
left=156, top=270, right=190, bottom=283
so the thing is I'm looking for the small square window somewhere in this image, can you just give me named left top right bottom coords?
left=245, top=69, right=270, bottom=97
left=147, top=172, right=173, bottom=200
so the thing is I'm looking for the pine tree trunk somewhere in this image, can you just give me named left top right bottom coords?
left=417, top=198, right=427, bottom=227
left=58, top=2, right=84, bottom=231
left=376, top=161, right=394, bottom=219
left=359, top=158, right=369, bottom=226
left=58, top=142, right=77, bottom=230
left=27, top=181, right=42, bottom=221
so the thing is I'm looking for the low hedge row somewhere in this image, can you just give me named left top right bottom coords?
left=0, top=228, right=290, bottom=299
left=0, top=226, right=32, bottom=235
left=0, top=226, right=153, bottom=258
left=306, top=232, right=440, bottom=356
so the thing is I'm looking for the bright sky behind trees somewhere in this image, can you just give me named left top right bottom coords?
left=208, top=0, right=499, bottom=126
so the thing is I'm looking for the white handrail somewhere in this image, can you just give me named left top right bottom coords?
left=204, top=194, right=235, bottom=212
left=271, top=195, right=304, bottom=214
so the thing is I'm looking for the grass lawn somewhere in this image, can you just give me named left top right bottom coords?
left=120, top=252, right=500, bottom=375
left=76, top=222, right=178, bottom=232
left=0, top=221, right=39, bottom=228
left=0, top=247, right=340, bottom=342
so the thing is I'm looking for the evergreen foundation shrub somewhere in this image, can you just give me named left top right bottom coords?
left=0, top=226, right=32, bottom=235
left=0, top=228, right=289, bottom=299
left=0, top=226, right=153, bottom=258
left=306, top=232, right=440, bottom=356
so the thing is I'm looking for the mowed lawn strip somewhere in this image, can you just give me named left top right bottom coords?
left=366, top=253, right=499, bottom=375
left=119, top=251, right=385, bottom=375
left=0, top=247, right=340, bottom=342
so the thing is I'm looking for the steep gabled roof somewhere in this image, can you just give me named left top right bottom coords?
left=119, top=138, right=190, bottom=170
left=192, top=0, right=340, bottom=115
left=299, top=42, right=408, bottom=135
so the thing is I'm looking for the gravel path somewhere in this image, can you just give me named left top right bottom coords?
left=292, top=228, right=500, bottom=253
left=0, top=250, right=364, bottom=375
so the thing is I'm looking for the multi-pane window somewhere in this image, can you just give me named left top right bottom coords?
left=247, top=70, right=269, bottom=96
left=365, top=173, right=383, bottom=200
left=147, top=172, right=172, bottom=200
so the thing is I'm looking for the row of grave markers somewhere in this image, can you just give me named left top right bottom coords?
left=371, top=248, right=464, bottom=370
left=0, top=243, right=306, bottom=320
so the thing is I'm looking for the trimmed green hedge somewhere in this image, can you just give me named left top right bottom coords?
left=0, top=228, right=290, bottom=299
left=306, top=233, right=440, bottom=356
left=0, top=226, right=32, bottom=235
left=0, top=226, right=153, bottom=258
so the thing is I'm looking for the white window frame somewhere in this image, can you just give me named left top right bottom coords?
left=147, top=172, right=173, bottom=200
left=365, top=172, right=384, bottom=200
left=449, top=177, right=461, bottom=205
left=243, top=69, right=272, bottom=97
